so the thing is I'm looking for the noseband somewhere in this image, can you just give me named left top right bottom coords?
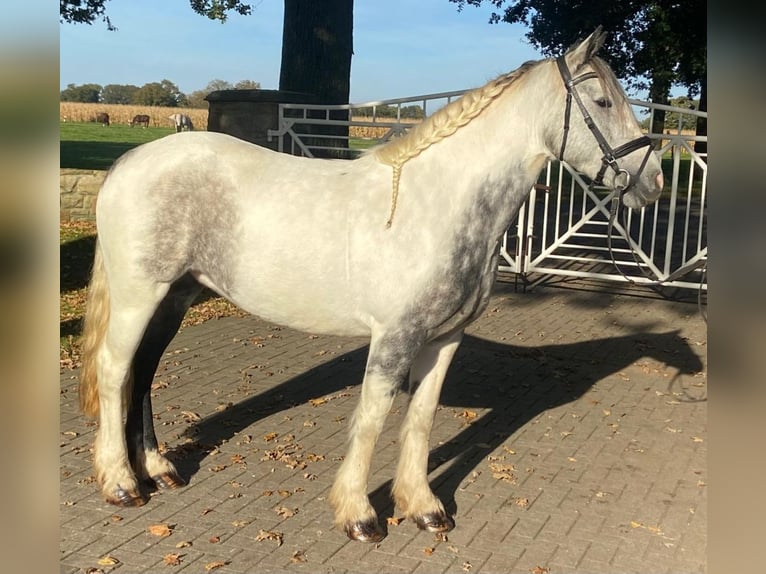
left=556, top=56, right=653, bottom=193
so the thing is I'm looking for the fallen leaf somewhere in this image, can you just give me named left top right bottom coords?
left=530, top=567, right=549, bottom=574
left=97, top=555, right=119, bottom=566
left=447, top=544, right=460, bottom=554
left=148, top=524, right=173, bottom=537
left=290, top=550, right=308, bottom=563
left=386, top=516, right=404, bottom=526
left=175, top=541, right=192, bottom=548
left=255, top=529, right=284, bottom=546
left=263, top=432, right=279, bottom=442
left=309, top=398, right=327, bottom=407
left=209, top=535, right=220, bottom=544
left=458, top=410, right=478, bottom=423
left=181, top=411, right=201, bottom=422
left=513, top=497, right=529, bottom=507
left=204, top=561, right=229, bottom=571
left=163, top=553, right=183, bottom=566
left=462, top=561, right=473, bottom=572
left=423, top=547, right=435, bottom=556
left=275, top=506, right=298, bottom=518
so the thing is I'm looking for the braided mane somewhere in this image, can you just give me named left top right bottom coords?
left=373, top=60, right=539, bottom=227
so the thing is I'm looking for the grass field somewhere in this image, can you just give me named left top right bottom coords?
left=60, top=122, right=176, bottom=170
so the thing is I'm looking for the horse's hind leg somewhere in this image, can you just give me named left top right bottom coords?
left=125, top=274, right=202, bottom=491
left=392, top=330, right=463, bottom=532
left=94, top=280, right=172, bottom=507
left=329, top=327, right=423, bottom=542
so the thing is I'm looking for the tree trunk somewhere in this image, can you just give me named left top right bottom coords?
left=279, top=0, right=354, bottom=158
left=694, top=77, right=707, bottom=158
left=649, top=73, right=671, bottom=148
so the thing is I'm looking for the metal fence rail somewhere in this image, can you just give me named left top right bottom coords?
left=267, top=93, right=707, bottom=291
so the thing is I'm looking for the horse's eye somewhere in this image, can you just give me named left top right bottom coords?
left=595, top=97, right=612, bottom=108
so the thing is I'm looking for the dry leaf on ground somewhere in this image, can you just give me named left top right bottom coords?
left=97, top=555, right=119, bottom=566
left=254, top=529, right=284, bottom=546
left=163, top=553, right=183, bottom=566
left=148, top=524, right=173, bottom=537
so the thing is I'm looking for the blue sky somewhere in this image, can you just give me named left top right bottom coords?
left=59, top=0, right=551, bottom=103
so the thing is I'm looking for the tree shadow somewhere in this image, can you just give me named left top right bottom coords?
left=168, top=328, right=703, bottom=521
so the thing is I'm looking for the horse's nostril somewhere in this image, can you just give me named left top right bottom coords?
left=655, top=171, right=664, bottom=191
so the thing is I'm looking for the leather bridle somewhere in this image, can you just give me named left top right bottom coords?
left=556, top=55, right=672, bottom=289
left=556, top=55, right=653, bottom=194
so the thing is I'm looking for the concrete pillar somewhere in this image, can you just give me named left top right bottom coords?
left=205, top=89, right=317, bottom=152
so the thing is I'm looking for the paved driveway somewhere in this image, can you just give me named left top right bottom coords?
left=60, top=278, right=707, bottom=573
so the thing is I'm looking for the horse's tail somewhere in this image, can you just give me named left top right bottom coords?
left=79, top=240, right=110, bottom=418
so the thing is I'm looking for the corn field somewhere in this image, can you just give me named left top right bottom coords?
left=60, top=102, right=209, bottom=129
left=59, top=103, right=423, bottom=140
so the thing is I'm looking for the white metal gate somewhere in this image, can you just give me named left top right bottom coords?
left=267, top=94, right=707, bottom=291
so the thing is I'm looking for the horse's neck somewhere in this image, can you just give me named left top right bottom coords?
left=413, top=82, right=553, bottom=238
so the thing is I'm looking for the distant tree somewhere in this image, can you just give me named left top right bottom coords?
left=204, top=79, right=235, bottom=92
left=185, top=79, right=260, bottom=108
left=400, top=105, right=425, bottom=119
left=132, top=80, right=184, bottom=107
left=233, top=79, right=261, bottom=89
left=101, top=83, right=139, bottom=104
left=60, top=83, right=102, bottom=102
left=185, top=89, right=210, bottom=109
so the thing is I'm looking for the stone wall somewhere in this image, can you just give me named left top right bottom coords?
left=60, top=169, right=106, bottom=221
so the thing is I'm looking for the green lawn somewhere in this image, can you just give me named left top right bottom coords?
left=60, top=122, right=176, bottom=170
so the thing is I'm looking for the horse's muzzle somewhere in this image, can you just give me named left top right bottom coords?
left=622, top=170, right=664, bottom=209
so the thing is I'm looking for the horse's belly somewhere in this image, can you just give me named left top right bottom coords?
left=195, top=270, right=371, bottom=337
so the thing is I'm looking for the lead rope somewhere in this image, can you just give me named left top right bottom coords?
left=607, top=190, right=708, bottom=324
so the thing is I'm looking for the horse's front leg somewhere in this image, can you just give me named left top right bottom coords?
left=392, top=330, right=463, bottom=532
left=329, top=328, right=422, bottom=542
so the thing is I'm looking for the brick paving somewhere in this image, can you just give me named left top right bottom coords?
left=60, top=276, right=707, bottom=573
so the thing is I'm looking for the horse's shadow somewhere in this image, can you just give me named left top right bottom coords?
left=169, top=328, right=703, bottom=523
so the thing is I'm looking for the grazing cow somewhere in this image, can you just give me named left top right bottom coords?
left=95, top=112, right=110, bottom=126
left=168, top=113, right=194, bottom=132
left=130, top=114, right=150, bottom=128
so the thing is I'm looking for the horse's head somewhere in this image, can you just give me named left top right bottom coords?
left=551, top=28, right=664, bottom=210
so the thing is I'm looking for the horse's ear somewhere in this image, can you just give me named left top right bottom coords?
left=565, top=26, right=606, bottom=71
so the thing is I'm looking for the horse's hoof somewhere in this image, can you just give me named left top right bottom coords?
left=105, top=485, right=148, bottom=507
left=152, top=472, right=186, bottom=490
left=343, top=519, right=386, bottom=543
left=414, top=511, right=455, bottom=533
